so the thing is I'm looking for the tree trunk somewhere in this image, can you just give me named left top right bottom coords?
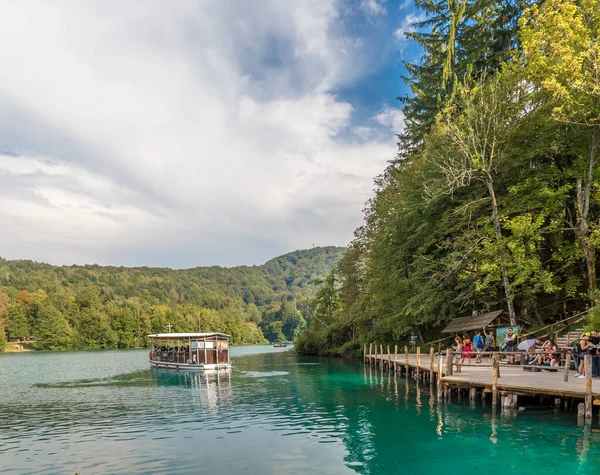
left=576, top=126, right=599, bottom=296
left=486, top=180, right=517, bottom=327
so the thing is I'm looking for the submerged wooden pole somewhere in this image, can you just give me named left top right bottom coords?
left=492, top=355, right=499, bottom=409
left=585, top=354, right=593, bottom=421
left=469, top=387, right=476, bottom=402
left=430, top=347, right=434, bottom=380
left=437, top=348, right=444, bottom=399
left=445, top=348, right=453, bottom=376
left=416, top=347, right=421, bottom=379
left=387, top=345, right=391, bottom=371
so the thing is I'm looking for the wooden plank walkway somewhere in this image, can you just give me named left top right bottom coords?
left=367, top=353, right=600, bottom=399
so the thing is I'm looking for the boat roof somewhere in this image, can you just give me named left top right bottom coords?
left=148, top=332, right=230, bottom=340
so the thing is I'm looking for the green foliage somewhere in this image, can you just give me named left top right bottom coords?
left=297, top=0, right=600, bottom=356
left=0, top=247, right=344, bottom=350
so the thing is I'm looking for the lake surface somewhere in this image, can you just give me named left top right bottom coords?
left=1, top=346, right=599, bottom=474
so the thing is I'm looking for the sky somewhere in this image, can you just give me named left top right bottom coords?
left=0, top=0, right=422, bottom=268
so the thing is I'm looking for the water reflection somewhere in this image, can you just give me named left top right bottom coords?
left=3, top=349, right=600, bottom=474
left=151, top=369, right=233, bottom=408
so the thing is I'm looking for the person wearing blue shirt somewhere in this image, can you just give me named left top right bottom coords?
left=473, top=330, right=485, bottom=363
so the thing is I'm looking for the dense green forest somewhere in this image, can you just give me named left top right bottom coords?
left=0, top=246, right=345, bottom=350
left=296, top=0, right=600, bottom=356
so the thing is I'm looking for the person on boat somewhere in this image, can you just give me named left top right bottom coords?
left=504, top=328, right=517, bottom=364
left=473, top=331, right=484, bottom=363
left=575, top=333, right=595, bottom=378
left=454, top=336, right=463, bottom=373
left=461, top=334, right=473, bottom=365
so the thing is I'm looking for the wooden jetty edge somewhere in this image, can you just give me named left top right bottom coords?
left=362, top=343, right=600, bottom=423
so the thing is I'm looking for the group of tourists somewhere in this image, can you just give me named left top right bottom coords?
left=451, top=327, right=600, bottom=379
left=452, top=328, right=499, bottom=372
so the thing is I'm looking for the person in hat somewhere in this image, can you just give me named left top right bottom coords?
left=576, top=332, right=595, bottom=378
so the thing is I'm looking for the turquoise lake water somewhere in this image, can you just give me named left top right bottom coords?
left=1, top=346, right=599, bottom=474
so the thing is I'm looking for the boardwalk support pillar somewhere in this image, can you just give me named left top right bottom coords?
left=492, top=355, right=499, bottom=410
left=585, top=354, right=593, bottom=421
left=430, top=347, right=435, bottom=381
left=437, top=351, right=443, bottom=401
left=416, top=347, right=421, bottom=379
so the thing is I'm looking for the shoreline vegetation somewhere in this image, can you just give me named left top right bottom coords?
left=0, top=247, right=344, bottom=352
left=296, top=0, right=600, bottom=357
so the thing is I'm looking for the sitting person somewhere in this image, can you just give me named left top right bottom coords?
left=529, top=339, right=557, bottom=366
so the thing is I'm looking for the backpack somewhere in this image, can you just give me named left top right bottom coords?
left=572, top=342, right=581, bottom=355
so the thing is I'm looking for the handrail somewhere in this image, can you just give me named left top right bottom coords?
left=519, top=309, right=592, bottom=339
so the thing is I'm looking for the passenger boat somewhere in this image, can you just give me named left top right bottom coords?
left=273, top=342, right=287, bottom=347
left=148, top=332, right=231, bottom=372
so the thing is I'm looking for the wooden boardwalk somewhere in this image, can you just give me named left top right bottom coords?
left=367, top=353, right=600, bottom=400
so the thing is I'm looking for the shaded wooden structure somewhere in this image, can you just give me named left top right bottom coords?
left=441, top=310, right=511, bottom=334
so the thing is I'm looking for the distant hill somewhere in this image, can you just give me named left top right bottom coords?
left=0, top=246, right=346, bottom=350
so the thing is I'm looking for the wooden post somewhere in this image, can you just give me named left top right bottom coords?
left=445, top=348, right=453, bottom=376
left=585, top=354, right=593, bottom=421
left=387, top=345, right=391, bottom=371
left=369, top=343, right=373, bottom=365
left=564, top=349, right=570, bottom=382
left=416, top=347, right=421, bottom=379
left=469, top=387, right=476, bottom=402
left=492, top=355, right=499, bottom=409
left=430, top=347, right=435, bottom=380
left=394, top=344, right=398, bottom=370
left=404, top=345, right=409, bottom=374
left=437, top=352, right=443, bottom=400
left=363, top=343, right=366, bottom=362
left=380, top=344, right=384, bottom=368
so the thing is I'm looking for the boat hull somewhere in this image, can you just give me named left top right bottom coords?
left=150, top=359, right=231, bottom=372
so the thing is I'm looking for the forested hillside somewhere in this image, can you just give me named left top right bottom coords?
left=296, top=0, right=600, bottom=356
left=0, top=246, right=345, bottom=350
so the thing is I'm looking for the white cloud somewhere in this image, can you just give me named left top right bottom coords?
left=374, top=107, right=405, bottom=134
left=360, top=0, right=387, bottom=16
left=0, top=0, right=398, bottom=267
left=398, top=0, right=412, bottom=10
left=394, top=13, right=424, bottom=51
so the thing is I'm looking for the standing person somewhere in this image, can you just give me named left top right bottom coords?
left=504, top=328, right=517, bottom=364
left=575, top=333, right=595, bottom=378
left=483, top=328, right=496, bottom=361
left=461, top=334, right=473, bottom=365
left=589, top=330, right=600, bottom=378
left=473, top=330, right=484, bottom=363
left=454, top=336, right=463, bottom=373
